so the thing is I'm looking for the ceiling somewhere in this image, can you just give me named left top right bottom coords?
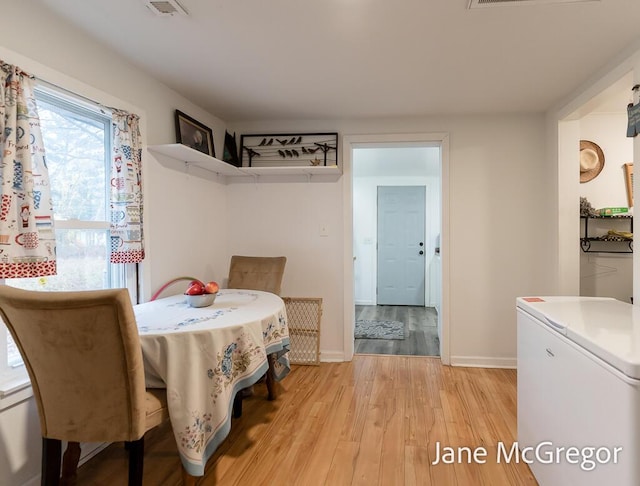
left=35, top=0, right=640, bottom=122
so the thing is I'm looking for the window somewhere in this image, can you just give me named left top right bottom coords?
left=1, top=86, right=138, bottom=385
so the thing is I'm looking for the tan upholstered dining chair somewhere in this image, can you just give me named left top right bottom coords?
left=0, top=286, right=169, bottom=486
left=227, top=255, right=286, bottom=416
left=227, top=255, right=287, bottom=296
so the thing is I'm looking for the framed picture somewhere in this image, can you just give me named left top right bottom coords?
left=624, top=162, right=633, bottom=207
left=174, top=110, right=215, bottom=157
left=240, top=132, right=338, bottom=168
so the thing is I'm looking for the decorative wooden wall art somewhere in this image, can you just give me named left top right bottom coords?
left=624, top=162, right=633, bottom=207
left=240, top=132, right=338, bottom=168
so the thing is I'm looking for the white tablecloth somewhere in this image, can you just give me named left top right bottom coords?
left=133, top=289, right=290, bottom=476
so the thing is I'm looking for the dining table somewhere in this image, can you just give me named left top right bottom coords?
left=133, top=289, right=291, bottom=477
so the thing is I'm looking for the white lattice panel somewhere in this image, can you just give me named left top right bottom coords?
left=283, top=297, right=322, bottom=366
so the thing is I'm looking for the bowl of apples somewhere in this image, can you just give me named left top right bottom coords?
left=184, top=280, right=219, bottom=308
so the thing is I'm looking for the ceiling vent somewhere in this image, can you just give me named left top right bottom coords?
left=143, top=0, right=188, bottom=16
left=468, top=0, right=598, bottom=7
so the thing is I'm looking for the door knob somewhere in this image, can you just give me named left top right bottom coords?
left=419, top=242, right=424, bottom=246
left=419, top=250, right=424, bottom=255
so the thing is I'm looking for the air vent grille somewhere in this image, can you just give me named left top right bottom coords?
left=143, top=0, right=188, bottom=16
left=468, top=0, right=598, bottom=7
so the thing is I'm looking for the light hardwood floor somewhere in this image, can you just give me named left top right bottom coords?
left=75, top=355, right=536, bottom=485
left=355, top=305, right=439, bottom=356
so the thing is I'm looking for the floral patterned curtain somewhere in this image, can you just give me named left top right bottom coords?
left=110, top=110, right=144, bottom=263
left=0, top=61, right=56, bottom=278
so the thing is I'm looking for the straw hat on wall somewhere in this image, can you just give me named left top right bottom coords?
left=580, top=140, right=605, bottom=183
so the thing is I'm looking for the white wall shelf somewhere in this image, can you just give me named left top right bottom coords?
left=240, top=165, right=341, bottom=176
left=148, top=143, right=341, bottom=180
left=148, top=143, right=242, bottom=176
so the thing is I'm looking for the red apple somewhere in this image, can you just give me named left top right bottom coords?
left=204, top=281, right=219, bottom=294
left=185, top=281, right=205, bottom=295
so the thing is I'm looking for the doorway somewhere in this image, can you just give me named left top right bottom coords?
left=351, top=144, right=441, bottom=357
left=556, top=71, right=634, bottom=301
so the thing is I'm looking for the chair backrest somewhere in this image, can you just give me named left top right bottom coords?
left=227, top=256, right=287, bottom=295
left=0, top=286, right=147, bottom=443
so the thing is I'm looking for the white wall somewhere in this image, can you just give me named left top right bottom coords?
left=229, top=114, right=554, bottom=367
left=0, top=2, right=580, bottom=484
left=635, top=64, right=640, bottom=306
left=550, top=39, right=640, bottom=298
left=555, top=118, right=582, bottom=295
left=3, top=0, right=554, bottom=365
left=1, top=3, right=233, bottom=484
left=0, top=397, right=40, bottom=486
left=1, top=1, right=232, bottom=303
left=225, top=178, right=345, bottom=357
left=579, top=113, right=633, bottom=302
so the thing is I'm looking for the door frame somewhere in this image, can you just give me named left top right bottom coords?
left=342, top=132, right=450, bottom=364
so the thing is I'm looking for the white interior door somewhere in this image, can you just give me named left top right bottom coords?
left=377, top=186, right=426, bottom=305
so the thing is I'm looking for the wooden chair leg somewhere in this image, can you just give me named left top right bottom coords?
left=60, top=441, right=81, bottom=486
left=126, top=438, right=144, bottom=486
left=266, top=354, right=277, bottom=401
left=42, top=437, right=62, bottom=486
left=233, top=392, right=243, bottom=418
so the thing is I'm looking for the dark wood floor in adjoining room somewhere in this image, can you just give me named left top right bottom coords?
left=355, top=305, right=439, bottom=356
left=74, top=355, right=536, bottom=486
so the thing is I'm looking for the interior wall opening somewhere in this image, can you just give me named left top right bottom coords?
left=558, top=71, right=635, bottom=303
left=352, top=145, right=442, bottom=357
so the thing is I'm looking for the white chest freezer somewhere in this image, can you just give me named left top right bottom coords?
left=517, top=296, right=640, bottom=486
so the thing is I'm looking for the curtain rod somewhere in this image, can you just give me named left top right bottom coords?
left=2, top=58, right=105, bottom=110
left=1, top=60, right=33, bottom=79
left=34, top=76, right=117, bottom=114
left=2, top=58, right=128, bottom=116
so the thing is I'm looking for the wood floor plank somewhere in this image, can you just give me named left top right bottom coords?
left=425, top=408, right=458, bottom=485
left=294, top=383, right=357, bottom=485
left=74, top=356, right=536, bottom=486
left=325, top=441, right=359, bottom=485
left=351, top=404, right=385, bottom=485
left=379, top=392, right=405, bottom=486
left=404, top=445, right=432, bottom=486
left=255, top=400, right=330, bottom=486
left=477, top=447, right=522, bottom=486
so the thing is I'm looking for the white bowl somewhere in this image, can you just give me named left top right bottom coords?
left=185, top=293, right=216, bottom=308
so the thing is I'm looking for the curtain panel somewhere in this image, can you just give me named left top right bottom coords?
left=110, top=110, right=144, bottom=263
left=0, top=61, right=56, bottom=278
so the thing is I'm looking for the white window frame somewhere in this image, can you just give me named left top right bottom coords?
left=0, top=85, right=139, bottom=404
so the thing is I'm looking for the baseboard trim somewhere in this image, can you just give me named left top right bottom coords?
left=22, top=477, right=40, bottom=486
left=314, top=352, right=515, bottom=368
left=450, top=356, right=516, bottom=369
left=354, top=300, right=375, bottom=306
left=319, top=351, right=345, bottom=362
left=78, top=442, right=109, bottom=465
